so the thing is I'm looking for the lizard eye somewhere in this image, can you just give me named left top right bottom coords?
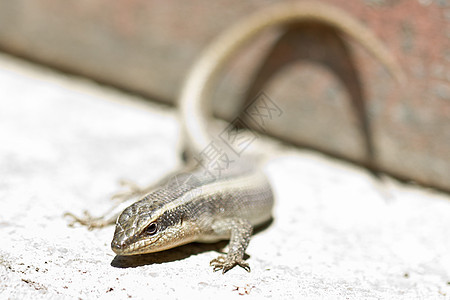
left=144, top=223, right=158, bottom=235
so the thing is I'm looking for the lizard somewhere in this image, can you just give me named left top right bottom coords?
left=67, top=1, right=404, bottom=273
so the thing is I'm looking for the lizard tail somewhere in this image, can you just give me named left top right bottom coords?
left=179, top=1, right=406, bottom=155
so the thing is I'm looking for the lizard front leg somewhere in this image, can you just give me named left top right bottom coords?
left=64, top=198, right=136, bottom=229
left=210, top=218, right=253, bottom=273
left=65, top=179, right=160, bottom=229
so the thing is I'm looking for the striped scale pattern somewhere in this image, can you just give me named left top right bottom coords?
left=111, top=163, right=274, bottom=258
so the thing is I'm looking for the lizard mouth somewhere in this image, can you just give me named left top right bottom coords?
left=111, top=234, right=162, bottom=255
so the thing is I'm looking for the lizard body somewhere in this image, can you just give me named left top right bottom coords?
left=79, top=1, right=404, bottom=273
left=111, top=163, right=273, bottom=272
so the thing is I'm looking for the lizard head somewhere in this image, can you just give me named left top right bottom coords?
left=110, top=192, right=198, bottom=256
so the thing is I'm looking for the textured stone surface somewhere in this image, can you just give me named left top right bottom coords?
left=1, top=53, right=449, bottom=299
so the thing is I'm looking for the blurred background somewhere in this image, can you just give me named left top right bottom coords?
left=0, top=0, right=448, bottom=190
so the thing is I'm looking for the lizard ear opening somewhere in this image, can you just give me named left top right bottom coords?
left=144, top=222, right=158, bottom=235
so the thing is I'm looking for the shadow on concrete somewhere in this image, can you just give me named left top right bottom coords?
left=237, top=23, right=377, bottom=168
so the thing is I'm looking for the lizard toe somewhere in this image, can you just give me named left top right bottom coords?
left=210, top=255, right=251, bottom=273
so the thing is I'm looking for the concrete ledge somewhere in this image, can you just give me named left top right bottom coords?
left=0, top=53, right=449, bottom=299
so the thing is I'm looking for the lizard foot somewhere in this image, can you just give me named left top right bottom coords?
left=64, top=211, right=109, bottom=230
left=210, top=255, right=251, bottom=273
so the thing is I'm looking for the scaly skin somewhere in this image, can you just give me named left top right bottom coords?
left=71, top=1, right=404, bottom=273
left=116, top=1, right=404, bottom=273
left=111, top=164, right=273, bottom=273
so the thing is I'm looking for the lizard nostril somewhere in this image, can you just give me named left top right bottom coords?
left=111, top=240, right=123, bottom=253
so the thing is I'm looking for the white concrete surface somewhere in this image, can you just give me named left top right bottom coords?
left=0, top=53, right=449, bottom=299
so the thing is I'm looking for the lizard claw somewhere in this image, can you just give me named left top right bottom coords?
left=64, top=211, right=108, bottom=230
left=210, top=255, right=251, bottom=273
